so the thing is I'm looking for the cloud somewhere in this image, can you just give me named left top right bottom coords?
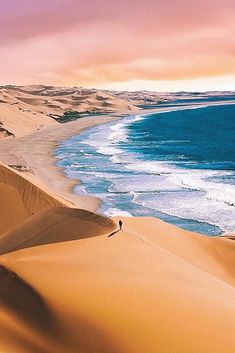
left=0, top=0, right=234, bottom=89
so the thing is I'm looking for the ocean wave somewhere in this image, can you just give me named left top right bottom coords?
left=132, top=190, right=235, bottom=233
left=55, top=103, right=235, bottom=234
left=104, top=207, right=133, bottom=217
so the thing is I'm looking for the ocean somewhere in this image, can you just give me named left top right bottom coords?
left=54, top=102, right=235, bottom=235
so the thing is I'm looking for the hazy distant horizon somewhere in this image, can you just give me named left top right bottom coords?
left=1, top=83, right=235, bottom=94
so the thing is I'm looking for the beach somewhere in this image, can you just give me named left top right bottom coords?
left=0, top=93, right=235, bottom=353
left=0, top=114, right=126, bottom=212
left=0, top=104, right=181, bottom=211
left=54, top=101, right=235, bottom=235
left=1, top=98, right=234, bottom=215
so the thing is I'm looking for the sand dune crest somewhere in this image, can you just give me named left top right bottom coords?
left=0, top=207, right=116, bottom=255
left=0, top=163, right=71, bottom=231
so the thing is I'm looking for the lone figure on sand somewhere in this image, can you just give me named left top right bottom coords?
left=108, top=220, right=123, bottom=237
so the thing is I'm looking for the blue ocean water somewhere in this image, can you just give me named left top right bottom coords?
left=55, top=102, right=235, bottom=235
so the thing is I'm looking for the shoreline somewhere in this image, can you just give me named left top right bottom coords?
left=0, top=111, right=138, bottom=212
left=52, top=100, right=235, bottom=235
left=0, top=99, right=235, bottom=215
left=0, top=104, right=172, bottom=212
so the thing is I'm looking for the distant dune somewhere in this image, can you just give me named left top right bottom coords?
left=0, top=85, right=136, bottom=137
left=1, top=85, right=234, bottom=138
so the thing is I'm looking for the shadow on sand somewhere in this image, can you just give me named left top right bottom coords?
left=108, top=229, right=121, bottom=237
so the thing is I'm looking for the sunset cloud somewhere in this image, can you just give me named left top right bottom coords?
left=0, top=0, right=234, bottom=90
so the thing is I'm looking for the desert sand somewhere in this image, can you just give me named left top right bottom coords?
left=0, top=85, right=136, bottom=137
left=0, top=208, right=235, bottom=353
left=0, top=87, right=235, bottom=353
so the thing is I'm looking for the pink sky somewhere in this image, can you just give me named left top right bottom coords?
left=0, top=0, right=235, bottom=91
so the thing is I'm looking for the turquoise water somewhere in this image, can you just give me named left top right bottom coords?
left=55, top=102, right=235, bottom=235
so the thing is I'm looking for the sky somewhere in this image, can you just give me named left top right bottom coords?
left=0, top=0, right=235, bottom=91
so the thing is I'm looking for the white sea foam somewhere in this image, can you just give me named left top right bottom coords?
left=168, top=170, right=235, bottom=207
left=97, top=146, right=124, bottom=155
left=132, top=114, right=145, bottom=122
left=108, top=122, right=128, bottom=143
left=104, top=207, right=133, bottom=217
left=108, top=174, right=179, bottom=193
left=58, top=105, right=235, bottom=234
left=125, top=160, right=174, bottom=174
left=110, top=154, right=123, bottom=164
left=82, top=114, right=145, bottom=157
left=133, top=190, right=235, bottom=233
left=103, top=140, right=235, bottom=233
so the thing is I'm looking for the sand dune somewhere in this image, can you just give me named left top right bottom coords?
left=0, top=181, right=29, bottom=234
left=0, top=163, right=118, bottom=353
left=0, top=214, right=235, bottom=353
left=0, top=85, right=136, bottom=137
left=0, top=163, right=235, bottom=352
left=0, top=264, right=71, bottom=353
left=0, top=163, right=71, bottom=233
left=0, top=207, right=116, bottom=255
left=118, top=217, right=235, bottom=287
left=0, top=98, right=57, bottom=137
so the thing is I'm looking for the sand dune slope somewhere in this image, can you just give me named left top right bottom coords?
left=0, top=207, right=116, bottom=255
left=0, top=85, right=136, bottom=137
left=0, top=98, right=57, bottom=137
left=0, top=264, right=76, bottom=353
left=0, top=181, right=29, bottom=235
left=0, top=216, right=235, bottom=353
left=0, top=163, right=72, bottom=233
left=118, top=217, right=235, bottom=287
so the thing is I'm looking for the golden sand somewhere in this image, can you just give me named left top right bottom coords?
left=0, top=93, right=234, bottom=352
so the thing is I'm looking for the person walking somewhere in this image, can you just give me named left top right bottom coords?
left=108, top=220, right=123, bottom=238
